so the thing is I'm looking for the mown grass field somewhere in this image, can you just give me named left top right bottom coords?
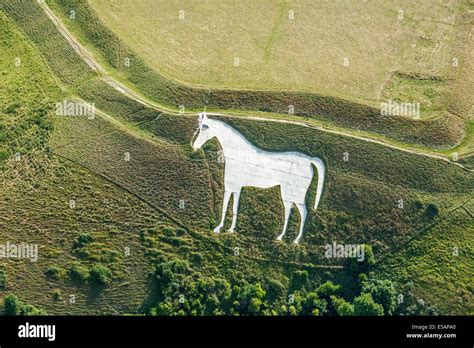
left=88, top=0, right=466, bottom=115
left=42, top=0, right=471, bottom=150
left=1, top=1, right=473, bottom=316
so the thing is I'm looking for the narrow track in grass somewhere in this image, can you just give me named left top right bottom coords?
left=206, top=112, right=473, bottom=172
left=38, top=0, right=473, bottom=170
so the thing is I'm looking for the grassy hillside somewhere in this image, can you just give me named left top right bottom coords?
left=0, top=11, right=152, bottom=314
left=1, top=1, right=472, bottom=316
left=88, top=0, right=463, bottom=113
left=40, top=0, right=469, bottom=149
left=376, top=206, right=474, bottom=315
left=1, top=11, right=336, bottom=315
left=50, top=97, right=473, bottom=314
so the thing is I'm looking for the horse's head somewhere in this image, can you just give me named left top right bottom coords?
left=192, top=112, right=213, bottom=150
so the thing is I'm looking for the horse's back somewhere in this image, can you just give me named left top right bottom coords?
left=226, top=149, right=313, bottom=187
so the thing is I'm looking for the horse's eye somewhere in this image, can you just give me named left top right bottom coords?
left=201, top=124, right=209, bottom=130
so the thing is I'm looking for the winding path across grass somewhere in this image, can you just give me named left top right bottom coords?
left=37, top=0, right=472, bottom=171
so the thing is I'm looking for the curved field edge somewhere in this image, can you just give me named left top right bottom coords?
left=6, top=0, right=473, bottom=162
left=41, top=0, right=468, bottom=149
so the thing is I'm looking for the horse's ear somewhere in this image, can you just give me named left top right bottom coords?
left=198, top=112, right=208, bottom=123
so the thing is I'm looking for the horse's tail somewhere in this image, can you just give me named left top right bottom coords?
left=310, top=157, right=325, bottom=210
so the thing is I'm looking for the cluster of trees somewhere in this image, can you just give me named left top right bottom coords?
left=2, top=294, right=44, bottom=316
left=45, top=262, right=112, bottom=286
left=331, top=275, right=397, bottom=316
left=68, top=263, right=112, bottom=286
left=44, top=233, right=114, bottom=287
left=1, top=249, right=424, bottom=316
left=147, top=253, right=398, bottom=316
left=413, top=200, right=440, bottom=220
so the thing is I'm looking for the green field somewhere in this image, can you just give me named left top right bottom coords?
left=0, top=0, right=473, bottom=317
left=88, top=0, right=466, bottom=113
left=41, top=0, right=472, bottom=151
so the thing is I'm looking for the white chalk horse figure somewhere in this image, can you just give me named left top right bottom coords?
left=192, top=113, right=325, bottom=243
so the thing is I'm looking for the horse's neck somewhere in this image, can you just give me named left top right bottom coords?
left=210, top=120, right=253, bottom=155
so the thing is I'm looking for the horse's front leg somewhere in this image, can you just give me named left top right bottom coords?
left=277, top=200, right=292, bottom=241
left=214, top=190, right=232, bottom=233
left=228, top=189, right=241, bottom=232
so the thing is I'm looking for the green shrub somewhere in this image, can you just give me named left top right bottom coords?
left=316, top=281, right=340, bottom=298
left=191, top=252, right=204, bottom=264
left=353, top=293, right=384, bottom=316
left=21, top=304, right=44, bottom=316
left=69, top=263, right=90, bottom=283
left=89, top=265, right=112, bottom=286
left=266, top=279, right=285, bottom=303
left=425, top=203, right=439, bottom=220
left=0, top=269, right=7, bottom=289
left=4, top=294, right=22, bottom=315
left=73, top=233, right=94, bottom=249
left=290, top=270, right=309, bottom=291
left=45, top=266, right=62, bottom=280
left=5, top=102, right=21, bottom=114
left=331, top=295, right=354, bottom=316
left=301, top=292, right=327, bottom=315
left=0, top=149, right=9, bottom=163
left=51, top=289, right=62, bottom=301
left=350, top=245, right=376, bottom=274
left=3, top=294, right=44, bottom=316
left=362, top=279, right=397, bottom=315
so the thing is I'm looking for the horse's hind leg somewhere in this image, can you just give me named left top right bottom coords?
left=294, top=203, right=307, bottom=244
left=214, top=190, right=231, bottom=233
left=277, top=200, right=292, bottom=241
left=228, top=189, right=241, bottom=232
